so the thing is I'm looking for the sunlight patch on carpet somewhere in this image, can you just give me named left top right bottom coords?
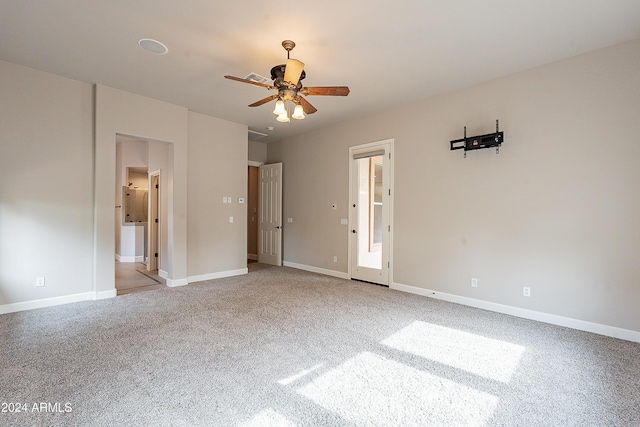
left=382, top=321, right=525, bottom=383
left=240, top=408, right=297, bottom=427
left=278, top=363, right=325, bottom=386
left=297, top=351, right=498, bottom=425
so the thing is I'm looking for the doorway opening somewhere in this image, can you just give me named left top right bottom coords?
left=114, top=134, right=170, bottom=294
left=247, top=164, right=260, bottom=263
left=349, top=140, right=394, bottom=286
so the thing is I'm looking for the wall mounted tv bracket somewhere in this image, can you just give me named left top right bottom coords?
left=450, top=119, right=504, bottom=158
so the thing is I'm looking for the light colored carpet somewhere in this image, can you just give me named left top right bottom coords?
left=1, top=265, right=638, bottom=426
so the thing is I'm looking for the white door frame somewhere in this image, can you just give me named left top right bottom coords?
left=147, top=170, right=160, bottom=272
left=248, top=161, right=264, bottom=261
left=348, top=139, right=394, bottom=285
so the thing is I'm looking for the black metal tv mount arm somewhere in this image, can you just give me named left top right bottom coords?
left=450, top=119, right=504, bottom=158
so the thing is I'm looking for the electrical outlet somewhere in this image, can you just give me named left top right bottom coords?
left=36, top=277, right=45, bottom=287
left=471, top=278, right=478, bottom=287
left=333, top=256, right=338, bottom=263
left=523, top=287, right=531, bottom=297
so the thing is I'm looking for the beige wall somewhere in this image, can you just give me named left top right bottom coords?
left=187, top=112, right=248, bottom=278
left=0, top=60, right=94, bottom=306
left=268, top=39, right=640, bottom=334
left=248, top=140, right=267, bottom=164
left=95, top=85, right=189, bottom=290
left=1, top=60, right=249, bottom=309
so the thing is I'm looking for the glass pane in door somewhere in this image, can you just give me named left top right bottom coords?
left=356, top=156, right=383, bottom=270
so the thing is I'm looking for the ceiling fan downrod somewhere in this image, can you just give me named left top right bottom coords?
left=281, top=40, right=296, bottom=59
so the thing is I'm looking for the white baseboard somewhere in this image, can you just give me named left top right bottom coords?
left=166, top=277, right=189, bottom=287
left=93, top=289, right=117, bottom=300
left=391, top=282, right=640, bottom=343
left=0, top=292, right=93, bottom=315
left=156, top=269, right=188, bottom=287
left=283, top=261, right=349, bottom=280
left=115, top=255, right=144, bottom=263
left=248, top=253, right=258, bottom=261
left=188, top=268, right=248, bottom=284
left=161, top=268, right=248, bottom=287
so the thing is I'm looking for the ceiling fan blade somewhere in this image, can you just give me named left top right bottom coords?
left=224, top=75, right=274, bottom=90
left=300, top=86, right=350, bottom=96
left=248, top=94, right=279, bottom=107
left=298, top=96, right=317, bottom=115
left=283, top=59, right=305, bottom=86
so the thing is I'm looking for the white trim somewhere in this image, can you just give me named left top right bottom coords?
left=391, top=281, right=640, bottom=343
left=93, top=289, right=117, bottom=300
left=115, top=255, right=144, bottom=263
left=284, top=261, right=349, bottom=280
left=248, top=160, right=264, bottom=167
left=148, top=169, right=161, bottom=272
left=248, top=253, right=258, bottom=261
left=163, top=268, right=249, bottom=287
left=0, top=292, right=93, bottom=315
left=166, top=277, right=189, bottom=287
left=188, top=268, right=248, bottom=284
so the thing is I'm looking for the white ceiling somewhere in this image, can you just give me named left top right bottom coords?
left=2, top=1, right=640, bottom=143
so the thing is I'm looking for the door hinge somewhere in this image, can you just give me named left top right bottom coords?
left=388, top=261, right=390, bottom=268
left=388, top=225, right=390, bottom=232
left=154, top=253, right=158, bottom=258
left=155, top=184, right=159, bottom=189
left=388, top=189, right=391, bottom=196
left=155, top=218, right=158, bottom=223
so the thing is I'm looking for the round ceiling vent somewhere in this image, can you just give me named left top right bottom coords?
left=138, top=38, right=168, bottom=55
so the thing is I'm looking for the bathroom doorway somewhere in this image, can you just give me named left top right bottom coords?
left=115, top=134, right=170, bottom=294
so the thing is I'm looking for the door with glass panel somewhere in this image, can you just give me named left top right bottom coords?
left=349, top=141, right=392, bottom=285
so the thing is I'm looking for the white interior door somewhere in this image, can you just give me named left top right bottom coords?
left=349, top=141, right=392, bottom=285
left=258, top=162, right=283, bottom=265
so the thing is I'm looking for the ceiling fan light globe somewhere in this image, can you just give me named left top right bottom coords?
left=292, top=104, right=305, bottom=120
left=276, top=112, right=290, bottom=123
left=273, top=100, right=286, bottom=115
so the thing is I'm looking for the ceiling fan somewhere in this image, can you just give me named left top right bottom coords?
left=224, top=40, right=350, bottom=122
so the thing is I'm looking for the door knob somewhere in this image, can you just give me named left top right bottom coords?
left=352, top=229, right=357, bottom=233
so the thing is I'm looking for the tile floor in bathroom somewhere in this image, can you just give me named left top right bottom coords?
left=115, top=261, right=166, bottom=295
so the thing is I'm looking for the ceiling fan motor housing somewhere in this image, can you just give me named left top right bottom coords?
left=279, top=88, right=298, bottom=102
